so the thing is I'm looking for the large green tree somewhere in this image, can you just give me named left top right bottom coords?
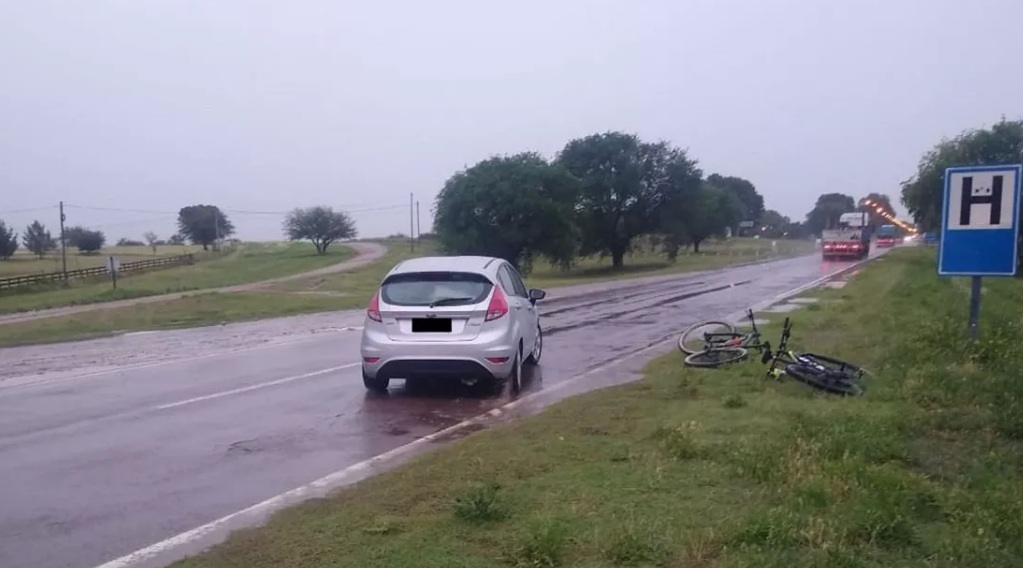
left=684, top=183, right=744, bottom=253
left=177, top=205, right=235, bottom=250
left=433, top=152, right=579, bottom=274
left=0, top=220, right=18, bottom=259
left=283, top=206, right=357, bottom=254
left=557, top=132, right=700, bottom=269
left=22, top=220, right=56, bottom=258
left=805, top=193, right=857, bottom=235
left=859, top=192, right=896, bottom=231
left=901, top=118, right=1023, bottom=232
left=759, top=209, right=790, bottom=238
left=707, top=173, right=764, bottom=223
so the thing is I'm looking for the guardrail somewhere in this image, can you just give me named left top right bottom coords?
left=0, top=253, right=196, bottom=291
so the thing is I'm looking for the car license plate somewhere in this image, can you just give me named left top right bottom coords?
left=412, top=318, right=452, bottom=333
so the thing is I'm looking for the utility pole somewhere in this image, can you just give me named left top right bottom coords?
left=59, top=201, right=67, bottom=282
left=415, top=200, right=421, bottom=246
left=213, top=209, right=220, bottom=252
left=409, top=192, right=414, bottom=252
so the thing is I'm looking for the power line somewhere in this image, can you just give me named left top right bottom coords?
left=0, top=205, right=58, bottom=215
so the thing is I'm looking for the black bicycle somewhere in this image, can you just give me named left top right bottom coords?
left=680, top=309, right=768, bottom=368
left=761, top=317, right=864, bottom=396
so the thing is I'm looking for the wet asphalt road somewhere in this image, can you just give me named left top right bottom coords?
left=0, top=251, right=868, bottom=568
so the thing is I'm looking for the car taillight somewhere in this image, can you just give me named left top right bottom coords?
left=367, top=291, right=382, bottom=322
left=485, top=287, right=509, bottom=321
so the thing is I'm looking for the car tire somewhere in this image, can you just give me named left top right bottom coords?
left=525, top=324, right=542, bottom=365
left=362, top=368, right=389, bottom=393
left=509, top=350, right=522, bottom=394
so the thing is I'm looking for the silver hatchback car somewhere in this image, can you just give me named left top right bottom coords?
left=359, top=255, right=546, bottom=392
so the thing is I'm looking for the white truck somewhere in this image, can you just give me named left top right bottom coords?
left=821, top=212, right=870, bottom=260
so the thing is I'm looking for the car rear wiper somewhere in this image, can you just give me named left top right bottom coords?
left=429, top=296, right=474, bottom=308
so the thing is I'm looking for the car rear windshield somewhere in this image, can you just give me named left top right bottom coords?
left=380, top=271, right=493, bottom=307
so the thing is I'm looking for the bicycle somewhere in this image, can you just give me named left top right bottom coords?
left=680, top=309, right=768, bottom=368
left=761, top=317, right=864, bottom=396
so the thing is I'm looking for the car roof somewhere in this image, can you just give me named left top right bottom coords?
left=387, top=255, right=505, bottom=276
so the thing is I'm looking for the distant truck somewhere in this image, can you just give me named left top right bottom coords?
left=875, top=224, right=897, bottom=247
left=821, top=212, right=870, bottom=260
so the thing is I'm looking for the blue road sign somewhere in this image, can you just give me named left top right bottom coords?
left=938, top=164, right=1022, bottom=276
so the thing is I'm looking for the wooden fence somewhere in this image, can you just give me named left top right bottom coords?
left=0, top=253, right=196, bottom=291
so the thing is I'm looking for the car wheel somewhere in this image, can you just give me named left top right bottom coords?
left=362, top=368, right=389, bottom=393
left=525, top=324, right=543, bottom=365
left=509, top=350, right=522, bottom=394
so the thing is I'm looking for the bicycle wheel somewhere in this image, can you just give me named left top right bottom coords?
left=784, top=363, right=864, bottom=396
left=684, top=347, right=748, bottom=368
left=797, top=353, right=863, bottom=378
left=678, top=320, right=737, bottom=355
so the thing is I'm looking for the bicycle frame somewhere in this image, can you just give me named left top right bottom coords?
left=762, top=317, right=861, bottom=379
left=701, top=309, right=764, bottom=350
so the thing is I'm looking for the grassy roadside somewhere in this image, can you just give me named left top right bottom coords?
left=171, top=248, right=1023, bottom=568
left=0, top=242, right=353, bottom=315
left=0, top=237, right=812, bottom=347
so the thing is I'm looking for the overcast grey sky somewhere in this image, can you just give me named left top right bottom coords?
left=2, top=0, right=1021, bottom=241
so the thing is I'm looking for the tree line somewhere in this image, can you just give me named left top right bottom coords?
left=430, top=130, right=908, bottom=273
left=900, top=117, right=1023, bottom=269
left=0, top=203, right=359, bottom=262
left=431, top=131, right=777, bottom=274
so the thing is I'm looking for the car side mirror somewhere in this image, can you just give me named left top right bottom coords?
left=528, top=288, right=546, bottom=304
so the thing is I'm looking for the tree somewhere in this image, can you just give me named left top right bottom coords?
left=283, top=206, right=357, bottom=254
left=143, top=231, right=159, bottom=254
left=684, top=183, right=744, bottom=253
left=557, top=132, right=699, bottom=269
left=63, top=226, right=89, bottom=248
left=168, top=233, right=186, bottom=245
left=707, top=173, right=765, bottom=223
left=434, top=152, right=579, bottom=274
left=759, top=209, right=791, bottom=238
left=177, top=205, right=234, bottom=250
left=902, top=118, right=1023, bottom=232
left=22, top=220, right=56, bottom=258
left=116, top=237, right=144, bottom=247
left=0, top=220, right=18, bottom=259
left=75, top=229, right=105, bottom=254
left=858, top=192, right=896, bottom=231
left=805, top=193, right=857, bottom=235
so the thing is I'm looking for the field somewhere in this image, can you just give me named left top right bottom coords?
left=0, top=244, right=202, bottom=278
left=170, top=248, right=1023, bottom=568
left=0, top=237, right=814, bottom=346
left=0, top=241, right=353, bottom=315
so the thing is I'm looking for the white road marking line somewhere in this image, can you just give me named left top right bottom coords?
left=152, top=364, right=359, bottom=411
left=92, top=259, right=873, bottom=568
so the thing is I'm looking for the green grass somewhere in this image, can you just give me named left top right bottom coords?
left=168, top=248, right=1023, bottom=568
left=0, top=244, right=204, bottom=277
left=0, top=241, right=353, bottom=314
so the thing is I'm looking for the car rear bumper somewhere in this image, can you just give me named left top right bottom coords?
left=360, top=325, right=518, bottom=381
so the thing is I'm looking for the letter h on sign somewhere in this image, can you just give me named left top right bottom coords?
left=959, top=175, right=1003, bottom=226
